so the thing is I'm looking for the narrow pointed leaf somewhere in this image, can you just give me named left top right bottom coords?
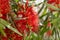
left=7, top=25, right=23, bottom=36
left=45, top=3, right=60, bottom=11
left=40, top=6, right=47, bottom=18
left=0, top=18, right=23, bottom=36
left=0, top=23, right=6, bottom=37
left=38, top=0, right=47, bottom=14
left=35, top=2, right=43, bottom=6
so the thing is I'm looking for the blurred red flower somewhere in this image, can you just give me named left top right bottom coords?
left=46, top=30, right=52, bottom=36
left=47, top=0, right=60, bottom=11
left=0, top=0, right=10, bottom=19
left=15, top=6, right=39, bottom=34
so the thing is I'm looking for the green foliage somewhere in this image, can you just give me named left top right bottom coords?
left=0, top=23, right=6, bottom=37
left=14, top=0, right=19, bottom=3
left=0, top=18, right=22, bottom=36
left=0, top=0, right=60, bottom=40
left=45, top=3, right=60, bottom=11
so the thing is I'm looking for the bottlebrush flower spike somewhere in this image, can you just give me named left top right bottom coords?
left=1, top=36, right=8, bottom=40
left=10, top=33, right=23, bottom=40
left=47, top=0, right=60, bottom=11
left=0, top=0, right=10, bottom=19
left=14, top=19, right=29, bottom=33
left=25, top=7, right=39, bottom=32
left=0, top=14, right=7, bottom=20
left=0, top=0, right=10, bottom=14
left=47, top=0, right=55, bottom=4
left=46, top=30, right=52, bottom=36
left=15, top=7, right=39, bottom=33
left=47, top=22, right=51, bottom=27
left=48, top=0, right=60, bottom=4
left=14, top=0, right=39, bottom=33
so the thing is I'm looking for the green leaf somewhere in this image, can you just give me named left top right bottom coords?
left=25, top=32, right=38, bottom=40
left=40, top=27, right=48, bottom=35
left=25, top=36, right=30, bottom=40
left=45, top=3, right=60, bottom=11
left=51, top=18, right=60, bottom=24
left=38, top=3, right=44, bottom=14
left=42, top=7, right=47, bottom=15
left=40, top=6, right=47, bottom=18
left=0, top=19, right=10, bottom=26
left=38, top=0, right=47, bottom=14
left=35, top=2, right=43, bottom=6
left=6, top=25, right=23, bottom=36
left=0, top=18, right=23, bottom=36
left=0, top=23, right=6, bottom=37
left=14, top=0, right=19, bottom=3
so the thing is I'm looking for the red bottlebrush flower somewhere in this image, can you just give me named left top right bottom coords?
left=0, top=0, right=10, bottom=19
left=25, top=7, right=39, bottom=32
left=4, top=28, right=12, bottom=38
left=47, top=21, right=51, bottom=27
left=47, top=0, right=55, bottom=4
left=15, top=7, right=39, bottom=34
left=17, top=10, right=25, bottom=18
left=1, top=37, right=8, bottom=40
left=17, top=6, right=39, bottom=33
left=47, top=0, right=60, bottom=11
left=14, top=19, right=29, bottom=34
left=48, top=0, right=60, bottom=4
left=0, top=14, right=7, bottom=20
left=15, top=0, right=39, bottom=34
left=11, top=33, right=23, bottom=40
left=46, top=30, right=52, bottom=36
left=4, top=28, right=23, bottom=40
left=0, top=0, right=10, bottom=14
